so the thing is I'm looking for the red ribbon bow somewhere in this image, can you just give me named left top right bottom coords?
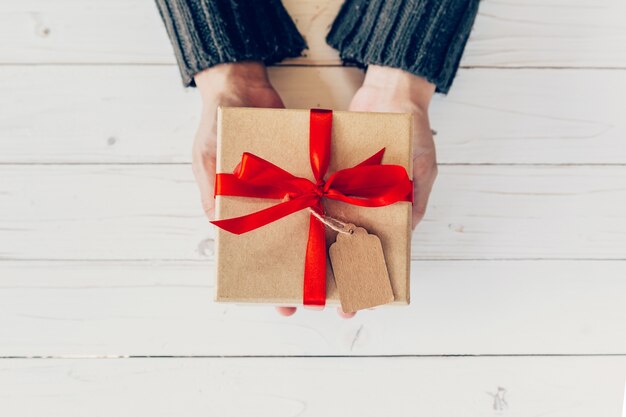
left=211, top=109, right=413, bottom=306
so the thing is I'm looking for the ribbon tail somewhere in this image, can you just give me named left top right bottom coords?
left=211, top=195, right=316, bottom=235
left=303, top=207, right=326, bottom=307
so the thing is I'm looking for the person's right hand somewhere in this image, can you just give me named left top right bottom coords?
left=194, top=62, right=354, bottom=319
left=192, top=61, right=285, bottom=220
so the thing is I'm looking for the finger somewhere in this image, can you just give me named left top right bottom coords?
left=411, top=158, right=437, bottom=229
left=275, top=307, right=297, bottom=317
left=337, top=307, right=356, bottom=319
left=192, top=144, right=217, bottom=220
left=412, top=184, right=431, bottom=228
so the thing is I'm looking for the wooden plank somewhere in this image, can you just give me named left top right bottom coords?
left=1, top=0, right=625, bottom=67
left=1, top=165, right=625, bottom=261
left=0, top=66, right=361, bottom=163
left=463, top=0, right=626, bottom=68
left=1, top=260, right=625, bottom=356
left=1, top=357, right=625, bottom=416
left=1, top=66, right=625, bottom=164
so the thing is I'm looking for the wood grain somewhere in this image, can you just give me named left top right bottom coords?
left=1, top=357, right=625, bottom=416
left=1, top=260, right=626, bottom=356
left=1, top=0, right=625, bottom=67
left=0, top=66, right=624, bottom=164
left=1, top=165, right=624, bottom=261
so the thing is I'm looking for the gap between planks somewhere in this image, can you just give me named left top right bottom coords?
left=2, top=353, right=626, bottom=359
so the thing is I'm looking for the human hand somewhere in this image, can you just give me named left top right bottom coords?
left=349, top=65, right=438, bottom=229
left=192, top=61, right=285, bottom=219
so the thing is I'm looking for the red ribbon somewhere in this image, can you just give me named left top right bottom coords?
left=211, top=109, right=413, bottom=306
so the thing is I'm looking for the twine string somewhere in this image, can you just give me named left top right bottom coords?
left=308, top=208, right=353, bottom=234
left=282, top=194, right=353, bottom=234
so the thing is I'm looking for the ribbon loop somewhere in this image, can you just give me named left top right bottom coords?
left=309, top=109, right=332, bottom=181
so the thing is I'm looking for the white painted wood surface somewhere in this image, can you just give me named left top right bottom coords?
left=1, top=67, right=625, bottom=164
left=1, top=165, right=625, bottom=260
left=2, top=357, right=625, bottom=417
left=1, top=0, right=626, bottom=415
left=1, top=261, right=626, bottom=356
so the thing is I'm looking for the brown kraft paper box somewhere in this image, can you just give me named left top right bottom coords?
left=214, top=107, right=413, bottom=307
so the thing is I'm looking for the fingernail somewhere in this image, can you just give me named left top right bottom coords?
left=337, top=307, right=356, bottom=319
left=276, top=307, right=297, bottom=317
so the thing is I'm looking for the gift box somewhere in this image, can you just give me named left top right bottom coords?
left=212, top=107, right=413, bottom=309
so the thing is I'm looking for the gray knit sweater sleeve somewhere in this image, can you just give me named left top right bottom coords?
left=155, top=0, right=306, bottom=87
left=327, top=0, right=480, bottom=93
left=156, top=0, right=479, bottom=93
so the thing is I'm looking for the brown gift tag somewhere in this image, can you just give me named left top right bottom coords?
left=329, top=224, right=395, bottom=313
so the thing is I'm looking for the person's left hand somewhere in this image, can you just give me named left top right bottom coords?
left=348, top=65, right=438, bottom=229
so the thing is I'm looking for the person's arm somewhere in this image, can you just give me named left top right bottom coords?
left=327, top=0, right=479, bottom=94
left=155, top=0, right=306, bottom=87
left=157, top=1, right=314, bottom=317
left=157, top=1, right=354, bottom=318
left=154, top=0, right=306, bottom=217
left=328, top=0, right=479, bottom=228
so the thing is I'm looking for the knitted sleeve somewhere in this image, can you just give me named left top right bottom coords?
left=155, top=0, right=307, bottom=87
left=326, top=0, right=480, bottom=93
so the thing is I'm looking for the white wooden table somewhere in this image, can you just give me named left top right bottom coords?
left=1, top=1, right=626, bottom=415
